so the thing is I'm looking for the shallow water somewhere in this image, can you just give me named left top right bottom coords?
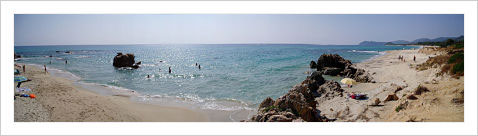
left=15, top=44, right=418, bottom=111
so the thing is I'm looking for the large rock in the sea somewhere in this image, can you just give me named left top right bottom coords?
left=323, top=67, right=342, bottom=75
left=14, top=53, right=21, bottom=59
left=310, top=61, right=317, bottom=69
left=316, top=54, right=352, bottom=71
left=314, top=54, right=373, bottom=82
left=113, top=53, right=140, bottom=68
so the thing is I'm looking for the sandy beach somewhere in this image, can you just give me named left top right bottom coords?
left=316, top=48, right=464, bottom=122
left=14, top=64, right=209, bottom=122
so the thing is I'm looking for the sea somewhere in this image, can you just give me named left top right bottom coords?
left=14, top=44, right=418, bottom=118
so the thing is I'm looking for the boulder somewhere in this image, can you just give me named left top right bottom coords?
left=14, top=53, right=21, bottom=59
left=323, top=67, right=342, bottom=75
left=407, top=95, right=418, bottom=100
left=316, top=54, right=352, bottom=71
left=310, top=61, right=317, bottom=69
left=302, top=71, right=326, bottom=92
left=314, top=54, right=373, bottom=82
left=113, top=52, right=140, bottom=68
left=384, top=93, right=399, bottom=101
left=414, top=85, right=429, bottom=95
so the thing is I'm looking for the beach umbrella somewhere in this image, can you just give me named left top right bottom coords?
left=14, top=76, right=28, bottom=82
left=340, top=78, right=357, bottom=85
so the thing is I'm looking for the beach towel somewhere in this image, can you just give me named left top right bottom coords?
left=14, top=76, right=28, bottom=82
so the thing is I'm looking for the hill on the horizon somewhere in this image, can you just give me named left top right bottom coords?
left=359, top=35, right=464, bottom=46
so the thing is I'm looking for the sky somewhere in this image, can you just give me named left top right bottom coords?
left=14, top=14, right=464, bottom=45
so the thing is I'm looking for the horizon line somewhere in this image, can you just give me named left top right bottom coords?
left=14, top=43, right=361, bottom=46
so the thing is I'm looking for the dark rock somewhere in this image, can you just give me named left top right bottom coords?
left=14, top=53, right=21, bottom=59
left=414, top=85, right=429, bottom=95
left=310, top=61, right=317, bottom=69
left=314, top=54, right=373, bottom=82
left=303, top=71, right=326, bottom=92
left=407, top=95, right=418, bottom=100
left=316, top=54, right=352, bottom=71
left=65, top=51, right=71, bottom=54
left=113, top=52, right=140, bottom=69
left=384, top=93, right=399, bottom=101
left=323, top=67, right=342, bottom=75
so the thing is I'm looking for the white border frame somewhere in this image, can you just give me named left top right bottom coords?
left=1, top=1, right=477, bottom=135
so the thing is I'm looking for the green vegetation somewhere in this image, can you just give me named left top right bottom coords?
left=452, top=61, right=464, bottom=74
left=448, top=52, right=464, bottom=64
left=416, top=37, right=464, bottom=77
left=395, top=105, right=403, bottom=112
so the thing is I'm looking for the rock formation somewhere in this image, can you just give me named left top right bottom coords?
left=314, top=54, right=373, bottom=82
left=14, top=53, right=21, bottom=59
left=310, top=61, right=317, bottom=68
left=248, top=72, right=338, bottom=122
left=113, top=52, right=141, bottom=69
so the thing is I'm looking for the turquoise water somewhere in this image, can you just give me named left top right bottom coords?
left=14, top=44, right=418, bottom=110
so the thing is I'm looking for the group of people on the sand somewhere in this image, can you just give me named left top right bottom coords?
left=398, top=55, right=416, bottom=62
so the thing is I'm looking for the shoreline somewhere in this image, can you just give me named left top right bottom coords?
left=15, top=63, right=255, bottom=122
left=14, top=63, right=211, bottom=122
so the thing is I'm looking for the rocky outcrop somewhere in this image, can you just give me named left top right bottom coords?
left=248, top=72, right=332, bottom=122
left=310, top=61, right=317, bottom=68
left=316, top=54, right=352, bottom=71
left=14, top=53, right=21, bottom=59
left=315, top=81, right=344, bottom=100
left=113, top=53, right=141, bottom=69
left=314, top=54, right=373, bottom=82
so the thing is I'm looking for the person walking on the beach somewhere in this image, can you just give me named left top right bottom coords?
left=413, top=55, right=416, bottom=62
left=44, top=65, right=48, bottom=73
left=169, top=67, right=171, bottom=74
left=22, top=65, right=25, bottom=73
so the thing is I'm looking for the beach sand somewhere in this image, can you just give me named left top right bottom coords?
left=316, top=48, right=464, bottom=122
left=14, top=64, right=208, bottom=122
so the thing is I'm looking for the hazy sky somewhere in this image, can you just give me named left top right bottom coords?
left=14, top=14, right=464, bottom=45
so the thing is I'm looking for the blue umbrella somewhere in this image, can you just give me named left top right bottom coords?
left=14, top=76, right=28, bottom=82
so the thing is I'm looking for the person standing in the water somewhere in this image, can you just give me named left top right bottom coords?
left=44, top=65, right=48, bottom=73
left=169, top=67, right=171, bottom=73
left=198, top=64, right=201, bottom=70
left=65, top=59, right=68, bottom=64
